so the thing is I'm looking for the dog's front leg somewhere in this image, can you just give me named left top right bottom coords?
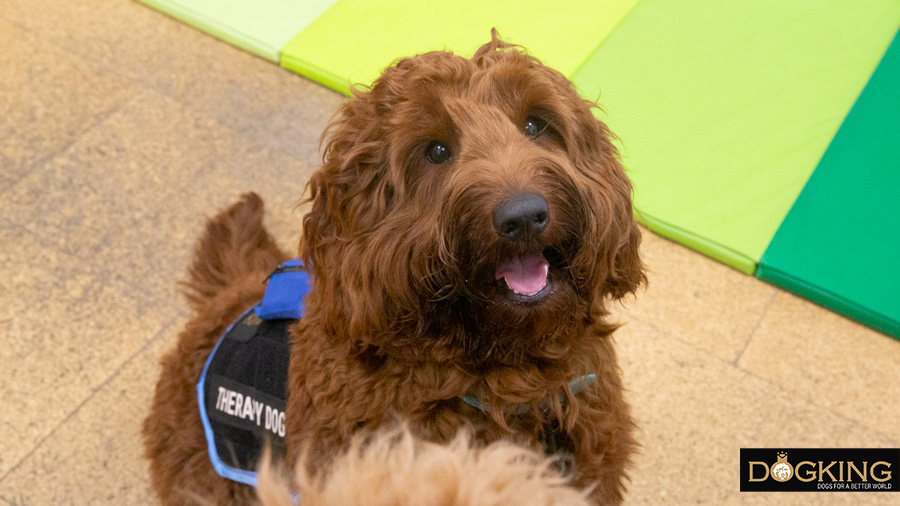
left=566, top=370, right=637, bottom=505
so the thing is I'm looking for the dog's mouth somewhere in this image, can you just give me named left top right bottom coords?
left=494, top=251, right=553, bottom=302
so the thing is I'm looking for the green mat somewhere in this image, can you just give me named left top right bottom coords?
left=572, top=0, right=900, bottom=274
left=138, top=0, right=338, bottom=61
left=280, top=0, right=640, bottom=95
left=759, top=30, right=900, bottom=339
left=132, top=0, right=900, bottom=339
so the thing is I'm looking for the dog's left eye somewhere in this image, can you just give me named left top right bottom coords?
left=425, top=142, right=452, bottom=164
left=524, top=117, right=547, bottom=138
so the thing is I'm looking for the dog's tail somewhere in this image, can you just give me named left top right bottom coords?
left=182, top=192, right=289, bottom=312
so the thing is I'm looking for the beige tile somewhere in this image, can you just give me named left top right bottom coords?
left=838, top=421, right=900, bottom=448
left=737, top=290, right=900, bottom=441
left=0, top=319, right=177, bottom=504
left=615, top=320, right=894, bottom=505
left=619, top=229, right=778, bottom=363
left=0, top=90, right=312, bottom=310
left=3, top=0, right=346, bottom=168
left=0, top=226, right=167, bottom=477
left=0, top=18, right=135, bottom=185
left=0, top=0, right=115, bottom=38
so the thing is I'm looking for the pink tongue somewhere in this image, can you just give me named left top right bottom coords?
left=495, top=254, right=549, bottom=296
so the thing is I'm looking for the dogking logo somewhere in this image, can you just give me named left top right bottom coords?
left=770, top=452, right=793, bottom=482
left=741, top=448, right=899, bottom=492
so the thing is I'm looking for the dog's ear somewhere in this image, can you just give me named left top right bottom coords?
left=300, top=86, right=394, bottom=269
left=567, top=103, right=646, bottom=300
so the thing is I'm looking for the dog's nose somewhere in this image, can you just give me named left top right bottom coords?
left=492, top=193, right=549, bottom=242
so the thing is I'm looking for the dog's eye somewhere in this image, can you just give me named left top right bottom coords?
left=524, top=117, right=547, bottom=138
left=425, top=141, right=452, bottom=164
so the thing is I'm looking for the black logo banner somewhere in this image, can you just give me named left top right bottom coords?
left=741, top=448, right=899, bottom=492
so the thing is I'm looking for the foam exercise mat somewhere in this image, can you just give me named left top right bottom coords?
left=133, top=0, right=900, bottom=339
left=572, top=0, right=900, bottom=274
left=279, top=0, right=640, bottom=95
left=758, top=31, right=900, bottom=339
left=137, top=0, right=337, bottom=61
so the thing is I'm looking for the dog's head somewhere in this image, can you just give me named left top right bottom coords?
left=301, top=31, right=644, bottom=367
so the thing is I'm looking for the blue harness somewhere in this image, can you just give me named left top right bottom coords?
left=197, top=259, right=310, bottom=487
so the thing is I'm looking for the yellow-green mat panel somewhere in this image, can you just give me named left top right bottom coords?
left=572, top=0, right=900, bottom=273
left=280, top=0, right=640, bottom=95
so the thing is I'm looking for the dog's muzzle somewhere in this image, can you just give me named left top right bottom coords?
left=492, top=193, right=552, bottom=300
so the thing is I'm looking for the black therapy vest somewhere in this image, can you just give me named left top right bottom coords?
left=197, top=259, right=309, bottom=486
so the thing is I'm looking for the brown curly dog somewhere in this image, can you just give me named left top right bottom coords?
left=143, top=31, right=644, bottom=506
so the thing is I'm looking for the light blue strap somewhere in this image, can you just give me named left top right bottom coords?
left=462, top=395, right=490, bottom=412
left=197, top=307, right=261, bottom=487
left=569, top=373, right=596, bottom=395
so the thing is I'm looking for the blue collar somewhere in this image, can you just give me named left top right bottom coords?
left=461, top=374, right=596, bottom=413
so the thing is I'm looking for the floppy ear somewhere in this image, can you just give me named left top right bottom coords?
left=299, top=86, right=394, bottom=271
left=567, top=101, right=646, bottom=300
left=595, top=133, right=645, bottom=300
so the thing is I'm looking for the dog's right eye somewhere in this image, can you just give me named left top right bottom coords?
left=425, top=142, right=452, bottom=164
left=524, top=116, right=548, bottom=138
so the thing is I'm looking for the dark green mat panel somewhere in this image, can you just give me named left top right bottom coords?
left=758, top=29, right=900, bottom=340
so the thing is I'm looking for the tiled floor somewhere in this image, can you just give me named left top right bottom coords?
left=1, top=1, right=897, bottom=504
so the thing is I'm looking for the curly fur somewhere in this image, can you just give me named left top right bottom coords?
left=144, top=30, right=644, bottom=506
left=256, top=427, right=591, bottom=506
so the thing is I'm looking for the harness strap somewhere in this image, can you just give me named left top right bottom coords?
left=461, top=373, right=597, bottom=413
left=255, top=259, right=308, bottom=320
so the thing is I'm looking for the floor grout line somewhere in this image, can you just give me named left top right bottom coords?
left=0, top=214, right=188, bottom=318
left=0, top=4, right=331, bottom=171
left=0, top=318, right=176, bottom=485
left=731, top=288, right=779, bottom=367
left=0, top=93, right=139, bottom=203
left=628, top=309, right=900, bottom=447
left=736, top=366, right=900, bottom=448
left=5, top=14, right=347, bottom=198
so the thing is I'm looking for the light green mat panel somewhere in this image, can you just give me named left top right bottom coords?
left=572, top=0, right=900, bottom=273
left=280, top=0, right=640, bottom=95
left=758, top=30, right=900, bottom=340
left=138, top=0, right=338, bottom=61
